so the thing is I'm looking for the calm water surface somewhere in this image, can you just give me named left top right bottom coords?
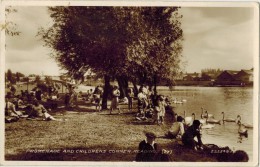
left=158, top=86, right=254, bottom=161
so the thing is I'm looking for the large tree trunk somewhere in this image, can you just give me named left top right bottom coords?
left=132, top=80, right=138, bottom=97
left=102, top=75, right=110, bottom=110
left=117, top=76, right=128, bottom=98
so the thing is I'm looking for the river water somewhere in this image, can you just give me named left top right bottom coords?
left=157, top=86, right=255, bottom=162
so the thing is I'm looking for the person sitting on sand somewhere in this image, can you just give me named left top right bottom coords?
left=182, top=120, right=203, bottom=151
left=135, top=132, right=159, bottom=162
left=166, top=116, right=185, bottom=139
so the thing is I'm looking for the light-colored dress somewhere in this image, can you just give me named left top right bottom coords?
left=110, top=89, right=120, bottom=110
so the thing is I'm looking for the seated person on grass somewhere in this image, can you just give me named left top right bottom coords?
left=28, top=100, right=59, bottom=121
left=135, top=132, right=171, bottom=162
left=5, top=97, right=22, bottom=122
left=231, top=150, right=249, bottom=162
left=136, top=132, right=159, bottom=162
left=166, top=116, right=185, bottom=139
left=182, top=120, right=203, bottom=151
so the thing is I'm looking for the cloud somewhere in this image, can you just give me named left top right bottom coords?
left=5, top=6, right=59, bottom=75
left=6, top=6, right=53, bottom=51
left=5, top=6, right=256, bottom=76
left=180, top=7, right=255, bottom=72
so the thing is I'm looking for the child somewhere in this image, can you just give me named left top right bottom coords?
left=127, top=88, right=134, bottom=112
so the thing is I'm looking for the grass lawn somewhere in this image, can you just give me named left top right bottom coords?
left=5, top=99, right=218, bottom=162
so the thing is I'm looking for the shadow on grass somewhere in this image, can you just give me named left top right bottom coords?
left=130, top=120, right=156, bottom=125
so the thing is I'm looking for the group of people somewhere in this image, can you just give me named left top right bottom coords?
left=165, top=115, right=203, bottom=151
left=5, top=95, right=59, bottom=123
left=5, top=83, right=250, bottom=162
left=5, top=83, right=66, bottom=123
left=135, top=130, right=249, bottom=162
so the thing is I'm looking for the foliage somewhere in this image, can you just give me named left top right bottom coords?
left=35, top=75, right=41, bottom=84
left=38, top=7, right=184, bottom=107
left=39, top=7, right=183, bottom=84
left=6, top=69, right=14, bottom=84
left=6, top=69, right=24, bottom=84
left=44, top=76, right=53, bottom=85
left=3, top=7, right=21, bottom=36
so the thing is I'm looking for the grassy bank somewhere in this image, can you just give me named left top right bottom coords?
left=5, top=100, right=219, bottom=162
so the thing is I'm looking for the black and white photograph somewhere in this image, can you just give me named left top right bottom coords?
left=1, top=1, right=259, bottom=166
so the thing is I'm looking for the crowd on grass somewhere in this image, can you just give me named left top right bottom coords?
left=5, top=83, right=249, bottom=162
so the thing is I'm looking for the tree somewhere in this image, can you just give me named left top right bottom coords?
left=15, top=72, right=25, bottom=82
left=35, top=75, right=41, bottom=84
left=39, top=7, right=183, bottom=109
left=2, top=7, right=21, bottom=36
left=6, top=69, right=16, bottom=84
left=44, top=76, right=52, bottom=85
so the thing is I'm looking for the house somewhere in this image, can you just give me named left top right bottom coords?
left=215, top=70, right=239, bottom=86
left=183, top=72, right=201, bottom=81
left=216, top=70, right=239, bottom=82
left=215, top=69, right=253, bottom=86
left=200, top=73, right=212, bottom=81
left=235, top=69, right=253, bottom=82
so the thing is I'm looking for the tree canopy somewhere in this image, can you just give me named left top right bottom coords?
left=39, top=6, right=184, bottom=108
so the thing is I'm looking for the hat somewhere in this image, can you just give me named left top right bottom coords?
left=145, top=132, right=157, bottom=139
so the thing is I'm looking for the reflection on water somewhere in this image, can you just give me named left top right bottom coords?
left=158, top=86, right=254, bottom=161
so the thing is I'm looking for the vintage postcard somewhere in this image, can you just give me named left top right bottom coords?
left=0, top=0, right=259, bottom=166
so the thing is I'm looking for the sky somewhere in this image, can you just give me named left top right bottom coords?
left=5, top=6, right=256, bottom=76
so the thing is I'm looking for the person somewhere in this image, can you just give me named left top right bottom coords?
left=165, top=105, right=176, bottom=122
left=166, top=116, right=185, bottom=139
left=182, top=120, right=203, bottom=151
left=231, top=150, right=249, bottom=162
left=35, top=88, right=42, bottom=101
left=5, top=97, right=22, bottom=118
left=154, top=95, right=166, bottom=125
left=93, top=86, right=103, bottom=112
left=110, top=86, right=121, bottom=114
left=10, top=85, right=17, bottom=96
left=127, top=88, right=134, bottom=112
left=137, top=87, right=148, bottom=114
left=64, top=93, right=70, bottom=108
left=66, top=84, right=77, bottom=107
left=28, top=100, right=56, bottom=121
left=158, top=95, right=166, bottom=124
left=135, top=132, right=159, bottom=162
left=13, top=96, right=26, bottom=111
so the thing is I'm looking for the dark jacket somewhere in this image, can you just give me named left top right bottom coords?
left=182, top=125, right=202, bottom=147
left=135, top=140, right=158, bottom=162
